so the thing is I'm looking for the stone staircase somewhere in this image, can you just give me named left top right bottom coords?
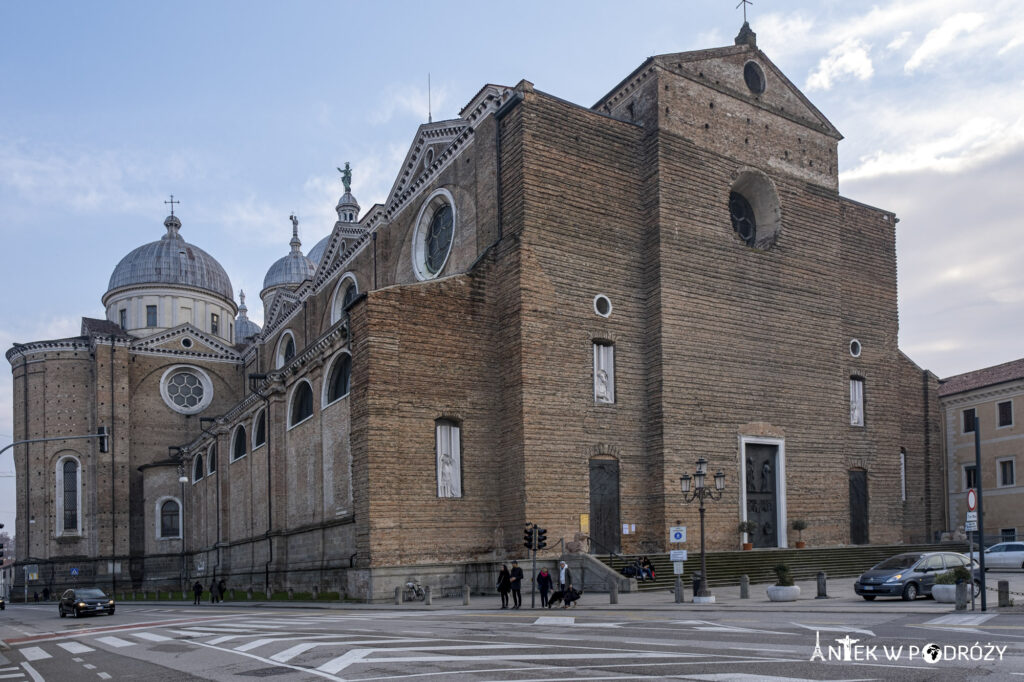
left=599, top=542, right=970, bottom=591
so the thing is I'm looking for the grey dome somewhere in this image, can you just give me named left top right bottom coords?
left=263, top=215, right=315, bottom=291
left=234, top=290, right=262, bottom=343
left=107, top=215, right=233, bottom=301
left=307, top=235, right=330, bottom=265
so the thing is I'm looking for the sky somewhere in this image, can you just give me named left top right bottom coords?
left=1, top=0, right=1022, bottom=532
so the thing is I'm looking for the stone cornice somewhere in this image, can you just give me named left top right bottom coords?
left=7, top=337, right=93, bottom=363
left=941, top=380, right=1024, bottom=408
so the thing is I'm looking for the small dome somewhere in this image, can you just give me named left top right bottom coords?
left=234, top=290, right=261, bottom=343
left=307, top=235, right=331, bottom=265
left=106, top=214, right=233, bottom=301
left=263, top=214, right=315, bottom=291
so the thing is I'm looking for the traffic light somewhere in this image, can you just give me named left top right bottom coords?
left=97, top=426, right=109, bottom=453
left=523, top=524, right=535, bottom=550
left=536, top=527, right=547, bottom=550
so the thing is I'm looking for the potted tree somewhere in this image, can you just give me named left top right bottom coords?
left=791, top=519, right=808, bottom=548
left=766, top=563, right=801, bottom=601
left=738, top=520, right=758, bottom=550
left=932, top=565, right=972, bottom=604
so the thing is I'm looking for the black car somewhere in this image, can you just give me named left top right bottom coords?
left=58, top=588, right=114, bottom=617
left=854, top=551, right=980, bottom=601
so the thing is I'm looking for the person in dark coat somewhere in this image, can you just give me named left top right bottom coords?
left=536, top=567, right=553, bottom=607
left=209, top=579, right=219, bottom=604
left=42, top=587, right=50, bottom=601
left=496, top=564, right=511, bottom=609
left=192, top=580, right=204, bottom=605
left=218, top=579, right=227, bottom=602
left=509, top=560, right=524, bottom=609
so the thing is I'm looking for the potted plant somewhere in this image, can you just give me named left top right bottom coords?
left=931, top=565, right=971, bottom=604
left=791, top=519, right=808, bottom=548
left=738, top=520, right=758, bottom=550
left=766, top=563, right=801, bottom=601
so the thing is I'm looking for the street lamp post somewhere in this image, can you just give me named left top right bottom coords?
left=680, top=457, right=725, bottom=603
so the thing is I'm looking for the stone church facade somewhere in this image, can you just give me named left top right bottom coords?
left=7, top=25, right=944, bottom=601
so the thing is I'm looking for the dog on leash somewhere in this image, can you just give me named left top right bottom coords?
left=546, top=587, right=583, bottom=608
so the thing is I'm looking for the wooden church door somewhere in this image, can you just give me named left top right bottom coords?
left=849, top=469, right=869, bottom=544
left=745, top=444, right=779, bottom=548
left=589, top=458, right=621, bottom=554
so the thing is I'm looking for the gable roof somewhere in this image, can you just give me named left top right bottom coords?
left=939, top=358, right=1024, bottom=397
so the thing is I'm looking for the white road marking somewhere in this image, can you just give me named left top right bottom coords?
left=269, top=639, right=435, bottom=663
left=791, top=622, right=876, bottom=637
left=925, top=614, right=995, bottom=626
left=686, top=675, right=877, bottom=681
left=205, top=635, right=244, bottom=645
left=17, top=649, right=49, bottom=663
left=97, top=673, right=112, bottom=680
left=318, top=650, right=697, bottom=675
left=0, top=674, right=26, bottom=680
left=57, top=641, right=94, bottom=654
left=233, top=634, right=401, bottom=652
left=19, top=663, right=44, bottom=682
left=534, top=616, right=574, bottom=625
left=130, top=632, right=171, bottom=642
left=93, top=636, right=134, bottom=648
left=82, top=664, right=96, bottom=670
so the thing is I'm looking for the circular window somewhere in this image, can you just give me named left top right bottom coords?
left=593, top=294, right=613, bottom=318
left=181, top=338, right=193, bottom=349
left=159, top=365, right=213, bottom=415
left=850, top=339, right=862, bottom=358
left=412, top=189, right=456, bottom=281
left=729, top=192, right=757, bottom=245
left=729, top=170, right=782, bottom=249
left=744, top=61, right=766, bottom=94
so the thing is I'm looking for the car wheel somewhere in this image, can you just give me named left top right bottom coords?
left=74, top=606, right=82, bottom=618
left=973, top=580, right=982, bottom=598
left=108, top=609, right=115, bottom=616
left=59, top=605, right=66, bottom=618
left=861, top=595, right=876, bottom=601
left=901, top=583, right=918, bottom=601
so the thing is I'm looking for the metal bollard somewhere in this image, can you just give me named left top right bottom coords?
left=739, top=574, right=750, bottom=599
left=955, top=582, right=968, bottom=610
left=424, top=585, right=432, bottom=605
left=394, top=586, right=402, bottom=605
left=609, top=581, right=619, bottom=604
left=462, top=584, right=471, bottom=606
left=998, top=580, right=1010, bottom=608
left=816, top=571, right=828, bottom=599
left=675, top=576, right=684, bottom=604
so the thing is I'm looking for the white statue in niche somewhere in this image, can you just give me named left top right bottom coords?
left=436, top=421, right=462, bottom=498
left=439, top=450, right=456, bottom=497
left=595, top=369, right=610, bottom=401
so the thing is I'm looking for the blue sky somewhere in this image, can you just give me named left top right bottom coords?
left=2, top=0, right=1023, bottom=531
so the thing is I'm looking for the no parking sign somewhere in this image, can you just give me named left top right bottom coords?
left=669, top=526, right=687, bottom=543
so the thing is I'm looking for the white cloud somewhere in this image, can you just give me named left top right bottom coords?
left=904, top=12, right=986, bottom=73
left=887, top=31, right=911, bottom=51
left=369, top=83, right=450, bottom=125
left=805, top=38, right=874, bottom=91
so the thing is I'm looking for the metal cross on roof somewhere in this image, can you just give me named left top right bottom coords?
left=164, top=194, right=180, bottom=216
left=736, top=0, right=753, bottom=22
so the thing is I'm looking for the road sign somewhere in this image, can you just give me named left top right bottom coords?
left=965, top=520, right=978, bottom=532
left=966, top=510, right=978, bottom=523
left=24, top=565, right=38, bottom=581
left=673, top=561, right=684, bottom=575
left=669, top=549, right=688, bottom=562
left=669, top=526, right=687, bottom=543
left=70, top=567, right=79, bottom=576
left=967, top=488, right=978, bottom=512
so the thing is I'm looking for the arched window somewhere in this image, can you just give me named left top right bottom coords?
left=56, top=456, right=81, bottom=535
left=208, top=443, right=217, bottom=474
left=252, top=409, right=266, bottom=449
left=158, top=498, right=181, bottom=539
left=436, top=419, right=462, bottom=498
left=290, top=381, right=314, bottom=427
left=232, top=425, right=248, bottom=461
left=193, top=454, right=204, bottom=483
left=325, top=353, right=351, bottom=405
left=330, top=274, right=359, bottom=324
left=276, top=331, right=297, bottom=369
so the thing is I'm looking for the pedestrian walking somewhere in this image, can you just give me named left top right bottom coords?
left=558, top=561, right=573, bottom=609
left=192, top=580, right=203, bottom=605
left=536, top=567, right=553, bottom=607
left=496, top=564, right=511, bottom=609
left=509, top=560, right=524, bottom=609
left=218, top=579, right=227, bottom=602
left=42, top=587, right=50, bottom=601
left=209, top=579, right=219, bottom=604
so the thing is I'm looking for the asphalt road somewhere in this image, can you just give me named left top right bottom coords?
left=1, top=583, right=1024, bottom=681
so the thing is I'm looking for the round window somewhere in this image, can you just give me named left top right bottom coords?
left=181, top=338, right=193, bottom=349
left=744, top=61, right=766, bottom=94
left=593, top=294, right=613, bottom=318
left=412, top=189, right=456, bottom=280
left=850, top=339, right=862, bottom=358
left=159, top=365, right=213, bottom=415
left=729, top=191, right=757, bottom=245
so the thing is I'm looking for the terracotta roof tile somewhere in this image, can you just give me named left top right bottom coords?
left=939, top=357, right=1024, bottom=397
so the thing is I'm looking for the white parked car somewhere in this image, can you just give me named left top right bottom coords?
left=970, top=542, right=1024, bottom=570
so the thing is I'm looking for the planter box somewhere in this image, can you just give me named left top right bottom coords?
left=766, top=585, right=801, bottom=602
left=931, top=584, right=957, bottom=603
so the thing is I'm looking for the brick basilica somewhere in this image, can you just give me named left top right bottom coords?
left=7, top=24, right=945, bottom=601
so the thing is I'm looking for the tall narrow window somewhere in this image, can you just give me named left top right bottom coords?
left=119, top=309, right=127, bottom=329
left=998, top=401, right=1013, bottom=428
left=62, top=459, right=79, bottom=533
left=207, top=444, right=217, bottom=474
left=232, top=425, right=247, bottom=461
left=964, top=465, right=978, bottom=490
left=253, top=410, right=266, bottom=448
left=160, top=499, right=180, bottom=538
left=998, top=458, right=1015, bottom=487
left=146, top=305, right=158, bottom=327
left=193, top=454, right=204, bottom=483
left=290, top=382, right=314, bottom=426
left=899, top=449, right=907, bottom=503
left=593, top=342, right=615, bottom=404
left=849, top=378, right=864, bottom=426
left=963, top=408, right=976, bottom=433
left=436, top=419, right=462, bottom=498
left=210, top=313, right=219, bottom=336
left=326, top=353, right=351, bottom=404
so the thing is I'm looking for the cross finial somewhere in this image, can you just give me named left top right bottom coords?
left=164, top=194, right=180, bottom=216
left=736, top=0, right=752, bottom=22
